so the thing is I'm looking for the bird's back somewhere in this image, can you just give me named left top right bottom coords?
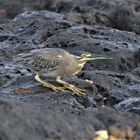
left=15, top=48, right=68, bottom=74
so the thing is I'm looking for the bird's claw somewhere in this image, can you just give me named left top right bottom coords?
left=73, top=87, right=86, bottom=95
left=43, top=84, right=67, bottom=92
left=66, top=84, right=86, bottom=95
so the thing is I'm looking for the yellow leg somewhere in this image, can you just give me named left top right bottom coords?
left=56, top=76, right=86, bottom=95
left=35, top=74, right=67, bottom=92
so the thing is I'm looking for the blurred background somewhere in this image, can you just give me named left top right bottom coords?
left=0, top=0, right=140, bottom=34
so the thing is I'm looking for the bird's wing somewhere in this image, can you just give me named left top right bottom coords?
left=14, top=48, right=67, bottom=72
left=22, top=54, right=63, bottom=72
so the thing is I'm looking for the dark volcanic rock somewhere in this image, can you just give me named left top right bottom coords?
left=0, top=0, right=140, bottom=34
left=0, top=4, right=140, bottom=140
left=0, top=99, right=139, bottom=140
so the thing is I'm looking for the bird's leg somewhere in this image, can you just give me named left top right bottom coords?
left=56, top=76, right=86, bottom=95
left=35, top=74, right=67, bottom=92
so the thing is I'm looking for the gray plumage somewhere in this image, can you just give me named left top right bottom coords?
left=14, top=48, right=111, bottom=95
left=15, top=48, right=86, bottom=78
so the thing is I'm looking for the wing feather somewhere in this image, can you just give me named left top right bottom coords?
left=14, top=48, right=65, bottom=73
left=21, top=54, right=62, bottom=72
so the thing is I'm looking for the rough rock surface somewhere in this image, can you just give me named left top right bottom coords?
left=0, top=0, right=140, bottom=34
left=0, top=1, right=140, bottom=140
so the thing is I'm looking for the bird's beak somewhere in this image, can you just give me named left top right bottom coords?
left=81, top=57, right=113, bottom=61
left=80, top=53, right=112, bottom=61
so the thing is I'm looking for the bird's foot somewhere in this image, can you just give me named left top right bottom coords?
left=43, top=84, right=67, bottom=92
left=56, top=76, right=86, bottom=95
left=53, top=86, right=68, bottom=92
left=64, top=83, right=86, bottom=95
left=35, top=74, right=67, bottom=92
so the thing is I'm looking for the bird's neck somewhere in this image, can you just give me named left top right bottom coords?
left=73, top=60, right=86, bottom=75
left=77, top=59, right=87, bottom=68
left=79, top=58, right=88, bottom=63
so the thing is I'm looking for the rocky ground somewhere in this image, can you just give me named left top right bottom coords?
left=0, top=0, right=140, bottom=140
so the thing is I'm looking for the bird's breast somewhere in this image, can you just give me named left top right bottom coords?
left=64, top=61, right=85, bottom=76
